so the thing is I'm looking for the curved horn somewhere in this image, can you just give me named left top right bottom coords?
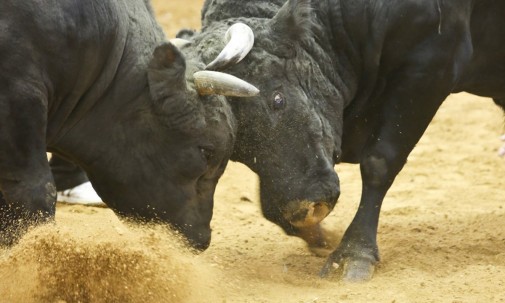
left=194, top=71, right=259, bottom=97
left=169, top=38, right=192, bottom=49
left=205, top=23, right=255, bottom=71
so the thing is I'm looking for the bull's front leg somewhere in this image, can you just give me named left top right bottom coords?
left=320, top=150, right=399, bottom=281
left=321, top=24, right=472, bottom=280
left=0, top=89, right=56, bottom=246
left=323, top=86, right=452, bottom=280
left=321, top=91, right=449, bottom=281
left=321, top=78, right=456, bottom=282
left=0, top=171, right=56, bottom=246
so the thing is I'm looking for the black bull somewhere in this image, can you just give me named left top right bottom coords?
left=0, top=0, right=260, bottom=249
left=175, top=0, right=505, bottom=281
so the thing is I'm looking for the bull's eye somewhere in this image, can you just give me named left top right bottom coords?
left=199, top=145, right=215, bottom=162
left=272, top=92, right=286, bottom=110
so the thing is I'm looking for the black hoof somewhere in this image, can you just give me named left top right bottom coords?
left=341, top=257, right=375, bottom=282
left=319, top=255, right=376, bottom=282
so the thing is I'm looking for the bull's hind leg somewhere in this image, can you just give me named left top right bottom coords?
left=0, top=88, right=56, bottom=246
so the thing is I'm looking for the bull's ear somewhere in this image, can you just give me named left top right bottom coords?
left=269, top=0, right=313, bottom=40
left=147, top=43, right=202, bottom=130
left=147, top=42, right=187, bottom=101
left=175, top=28, right=196, bottom=39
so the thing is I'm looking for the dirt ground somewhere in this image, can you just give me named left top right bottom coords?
left=1, top=1, right=505, bottom=302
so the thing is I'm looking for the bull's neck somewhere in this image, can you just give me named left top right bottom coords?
left=47, top=0, right=165, bottom=149
left=50, top=86, right=150, bottom=168
left=48, top=23, right=166, bottom=174
left=310, top=0, right=365, bottom=109
left=321, top=0, right=388, bottom=119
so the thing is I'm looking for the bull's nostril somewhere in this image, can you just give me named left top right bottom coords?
left=313, top=202, right=328, bottom=218
left=283, top=201, right=331, bottom=228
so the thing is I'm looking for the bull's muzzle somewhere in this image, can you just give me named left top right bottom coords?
left=283, top=200, right=331, bottom=228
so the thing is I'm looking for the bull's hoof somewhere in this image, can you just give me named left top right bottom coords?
left=341, top=257, right=375, bottom=282
left=319, top=255, right=375, bottom=282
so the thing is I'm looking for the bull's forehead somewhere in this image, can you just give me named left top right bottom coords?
left=191, top=21, right=322, bottom=83
left=179, top=18, right=340, bottom=121
left=201, top=0, right=284, bottom=23
left=185, top=18, right=268, bottom=62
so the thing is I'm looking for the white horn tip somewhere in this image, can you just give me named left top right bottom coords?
left=194, top=71, right=259, bottom=97
left=205, top=22, right=255, bottom=71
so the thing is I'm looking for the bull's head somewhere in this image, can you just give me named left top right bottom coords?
left=87, top=42, right=258, bottom=251
left=178, top=0, right=343, bottom=248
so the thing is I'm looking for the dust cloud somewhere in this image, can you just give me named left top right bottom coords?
left=0, top=213, right=226, bottom=303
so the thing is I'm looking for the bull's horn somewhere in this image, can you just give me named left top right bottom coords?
left=194, top=71, right=259, bottom=97
left=169, top=38, right=192, bottom=49
left=205, top=23, right=254, bottom=71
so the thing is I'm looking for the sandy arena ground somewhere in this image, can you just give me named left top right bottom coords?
left=1, top=1, right=505, bottom=302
